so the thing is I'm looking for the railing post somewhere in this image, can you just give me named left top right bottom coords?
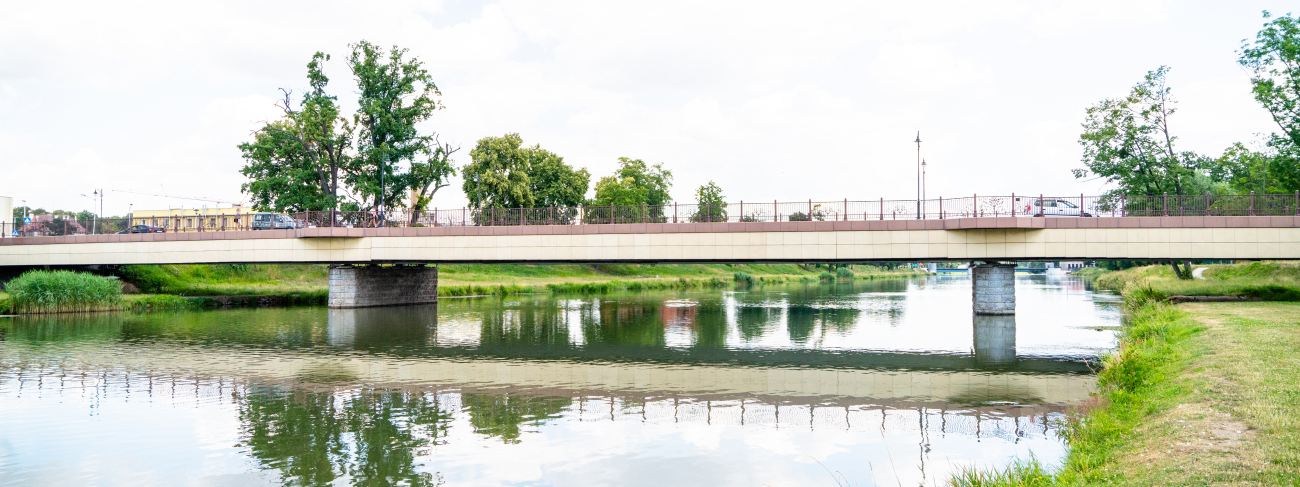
left=879, top=198, right=883, bottom=220
left=520, top=207, right=524, bottom=226
left=1250, top=191, right=1256, bottom=216
left=1011, top=193, right=1015, bottom=217
left=843, top=198, right=848, bottom=221
left=1206, top=193, right=1210, bottom=217
left=974, top=194, right=977, bottom=217
left=642, top=203, right=646, bottom=224
left=1080, top=193, right=1084, bottom=217
left=740, top=201, right=743, bottom=222
left=1121, top=193, right=1126, bottom=217
left=491, top=206, right=496, bottom=226
left=808, top=199, right=812, bottom=221
left=773, top=200, right=777, bottom=222
left=674, top=202, right=677, bottom=223
left=939, top=196, right=943, bottom=219
left=1039, top=194, right=1044, bottom=217
left=706, top=203, right=711, bottom=223
left=1295, top=191, right=1299, bottom=216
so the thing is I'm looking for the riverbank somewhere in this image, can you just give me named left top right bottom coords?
left=954, top=274, right=1300, bottom=485
left=112, top=263, right=922, bottom=299
left=1087, top=261, right=1300, bottom=301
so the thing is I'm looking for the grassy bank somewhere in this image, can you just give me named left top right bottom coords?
left=1090, top=261, right=1300, bottom=300
left=954, top=276, right=1300, bottom=485
left=115, top=263, right=922, bottom=298
left=7, top=270, right=124, bottom=313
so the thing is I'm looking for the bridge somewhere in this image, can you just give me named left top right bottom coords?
left=4, top=194, right=1300, bottom=309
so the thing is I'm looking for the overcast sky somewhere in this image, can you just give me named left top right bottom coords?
left=1, top=0, right=1292, bottom=216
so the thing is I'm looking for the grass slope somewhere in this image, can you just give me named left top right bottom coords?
left=954, top=269, right=1300, bottom=486
left=1091, top=261, right=1300, bottom=300
left=116, top=263, right=919, bottom=298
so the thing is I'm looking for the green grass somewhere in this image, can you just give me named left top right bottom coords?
left=112, top=263, right=918, bottom=299
left=127, top=294, right=198, bottom=311
left=7, top=270, right=124, bottom=313
left=1093, top=261, right=1300, bottom=301
left=955, top=266, right=1300, bottom=486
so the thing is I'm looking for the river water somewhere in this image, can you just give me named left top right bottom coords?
left=0, top=275, right=1119, bottom=486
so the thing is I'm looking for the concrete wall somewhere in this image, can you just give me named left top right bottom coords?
left=327, top=265, right=438, bottom=308
left=5, top=217, right=1300, bottom=265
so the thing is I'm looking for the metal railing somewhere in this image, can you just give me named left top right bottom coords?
left=4, top=192, right=1299, bottom=238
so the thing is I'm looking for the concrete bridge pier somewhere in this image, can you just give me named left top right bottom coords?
left=971, top=263, right=1016, bottom=315
left=973, top=314, right=1017, bottom=366
left=327, top=264, right=438, bottom=309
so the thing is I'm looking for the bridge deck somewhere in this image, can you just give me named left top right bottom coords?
left=3, top=216, right=1299, bottom=265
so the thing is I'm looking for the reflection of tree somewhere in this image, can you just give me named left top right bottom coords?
left=736, top=306, right=779, bottom=341
left=691, top=302, right=729, bottom=348
left=478, top=301, right=570, bottom=347
left=785, top=306, right=861, bottom=343
left=582, top=302, right=665, bottom=347
left=786, top=306, right=818, bottom=342
left=237, top=387, right=450, bottom=486
left=462, top=394, right=571, bottom=444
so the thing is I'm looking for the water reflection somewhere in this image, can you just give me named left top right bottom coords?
left=0, top=277, right=1119, bottom=486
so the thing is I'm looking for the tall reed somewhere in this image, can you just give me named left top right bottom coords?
left=8, top=270, right=124, bottom=313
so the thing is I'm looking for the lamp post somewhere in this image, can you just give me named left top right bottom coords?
left=915, top=132, right=922, bottom=219
left=921, top=158, right=927, bottom=218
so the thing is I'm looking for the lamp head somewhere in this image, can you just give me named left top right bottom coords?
left=914, top=131, right=921, bottom=144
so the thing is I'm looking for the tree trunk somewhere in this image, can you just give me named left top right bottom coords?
left=1169, top=260, right=1185, bottom=280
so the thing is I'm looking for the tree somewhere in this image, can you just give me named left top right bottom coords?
left=347, top=40, right=448, bottom=219
left=528, top=148, right=590, bottom=208
left=1211, top=141, right=1276, bottom=194
left=690, top=180, right=726, bottom=222
left=240, top=44, right=455, bottom=221
left=240, top=53, right=353, bottom=213
left=462, top=134, right=536, bottom=211
left=1239, top=11, right=1300, bottom=192
left=460, top=133, right=589, bottom=224
left=1074, top=66, right=1217, bottom=201
left=590, top=157, right=672, bottom=207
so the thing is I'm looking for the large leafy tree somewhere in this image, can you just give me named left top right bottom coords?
left=240, top=53, right=353, bottom=213
left=1073, top=66, right=1218, bottom=200
left=690, top=180, right=726, bottom=222
left=347, top=41, right=453, bottom=217
left=589, top=157, right=672, bottom=206
left=240, top=44, right=455, bottom=218
left=461, top=133, right=590, bottom=211
left=1239, top=11, right=1300, bottom=192
left=462, top=134, right=536, bottom=210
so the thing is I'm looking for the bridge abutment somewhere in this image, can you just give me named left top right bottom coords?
left=971, top=263, right=1016, bottom=315
left=328, top=265, right=438, bottom=309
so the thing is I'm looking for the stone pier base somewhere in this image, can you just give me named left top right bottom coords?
left=971, top=263, right=1016, bottom=315
left=328, top=265, right=438, bottom=309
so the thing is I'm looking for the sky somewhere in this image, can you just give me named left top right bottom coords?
left=0, top=0, right=1293, bottom=217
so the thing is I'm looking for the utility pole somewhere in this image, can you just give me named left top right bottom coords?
left=915, top=132, right=922, bottom=219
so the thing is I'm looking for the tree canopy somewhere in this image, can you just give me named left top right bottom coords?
left=1073, top=66, right=1222, bottom=200
left=1239, top=11, right=1300, bottom=192
left=239, top=43, right=455, bottom=216
left=589, top=157, right=673, bottom=207
left=691, top=180, right=726, bottom=222
left=461, top=133, right=590, bottom=211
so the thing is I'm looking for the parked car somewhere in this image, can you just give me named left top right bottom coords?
left=251, top=212, right=300, bottom=230
left=1023, top=197, right=1093, bottom=217
left=118, top=224, right=166, bottom=234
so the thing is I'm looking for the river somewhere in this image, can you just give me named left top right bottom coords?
left=0, top=274, right=1120, bottom=486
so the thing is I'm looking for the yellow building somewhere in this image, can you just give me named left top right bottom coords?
left=131, top=206, right=256, bottom=232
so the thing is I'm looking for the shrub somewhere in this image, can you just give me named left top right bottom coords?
left=835, top=267, right=854, bottom=279
left=818, top=272, right=836, bottom=282
left=733, top=272, right=754, bottom=285
left=8, top=270, right=124, bottom=313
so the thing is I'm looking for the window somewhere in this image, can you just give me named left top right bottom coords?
left=1057, top=200, right=1077, bottom=208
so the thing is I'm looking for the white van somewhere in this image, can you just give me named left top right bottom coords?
left=1022, top=197, right=1093, bottom=217
left=251, top=212, right=300, bottom=230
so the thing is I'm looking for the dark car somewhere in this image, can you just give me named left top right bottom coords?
left=118, top=224, right=166, bottom=234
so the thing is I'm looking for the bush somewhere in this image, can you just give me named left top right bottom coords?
left=818, top=272, right=836, bottom=282
left=836, top=267, right=854, bottom=279
left=733, top=272, right=754, bottom=285
left=8, top=270, right=123, bottom=313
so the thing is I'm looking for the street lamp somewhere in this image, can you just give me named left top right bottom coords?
left=921, top=158, right=928, bottom=218
left=915, top=132, right=922, bottom=219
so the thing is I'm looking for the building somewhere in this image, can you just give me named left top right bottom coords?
left=131, top=206, right=255, bottom=232
left=0, top=196, right=11, bottom=238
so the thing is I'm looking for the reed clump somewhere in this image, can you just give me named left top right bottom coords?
left=733, top=271, right=754, bottom=285
left=835, top=267, right=854, bottom=279
left=8, top=270, right=124, bottom=313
